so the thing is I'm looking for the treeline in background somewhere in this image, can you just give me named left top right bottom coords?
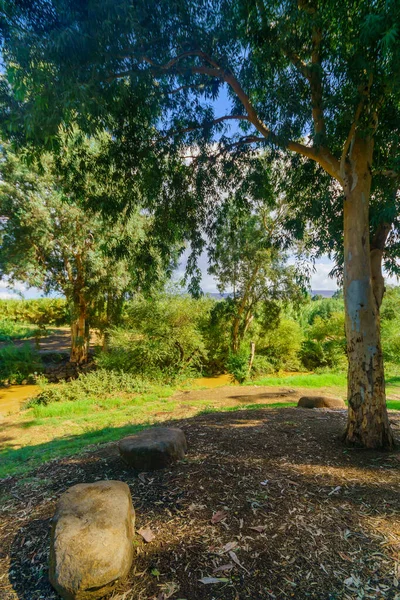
left=2, top=287, right=400, bottom=389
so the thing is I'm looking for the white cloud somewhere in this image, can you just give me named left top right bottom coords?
left=310, top=261, right=337, bottom=291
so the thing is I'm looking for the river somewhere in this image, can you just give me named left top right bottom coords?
left=0, top=384, right=41, bottom=416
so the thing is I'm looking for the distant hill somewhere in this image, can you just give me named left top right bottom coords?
left=205, top=290, right=338, bottom=299
left=311, top=290, right=337, bottom=298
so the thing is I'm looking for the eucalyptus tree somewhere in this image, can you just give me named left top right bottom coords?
left=0, top=136, right=172, bottom=363
left=209, top=197, right=303, bottom=354
left=2, top=0, right=400, bottom=446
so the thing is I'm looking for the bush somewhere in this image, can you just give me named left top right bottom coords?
left=226, top=347, right=250, bottom=383
left=0, top=298, right=69, bottom=325
left=250, top=355, right=275, bottom=378
left=0, top=344, right=43, bottom=384
left=381, top=318, right=400, bottom=363
left=257, top=318, right=303, bottom=371
left=98, top=294, right=213, bottom=379
left=0, top=320, right=41, bottom=341
left=300, top=297, right=344, bottom=327
left=27, top=369, right=152, bottom=406
left=300, top=312, right=346, bottom=370
left=202, top=300, right=234, bottom=374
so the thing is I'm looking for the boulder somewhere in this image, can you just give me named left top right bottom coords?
left=119, top=427, right=187, bottom=471
left=49, top=480, right=135, bottom=600
left=297, top=396, right=346, bottom=409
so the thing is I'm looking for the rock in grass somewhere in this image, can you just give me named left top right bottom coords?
left=119, top=427, right=187, bottom=471
left=49, top=480, right=134, bottom=600
left=297, top=396, right=346, bottom=409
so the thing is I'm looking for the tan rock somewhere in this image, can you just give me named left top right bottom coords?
left=297, top=396, right=346, bottom=409
left=49, top=480, right=134, bottom=600
left=119, top=427, right=187, bottom=471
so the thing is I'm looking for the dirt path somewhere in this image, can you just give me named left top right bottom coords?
left=0, top=408, right=399, bottom=599
left=0, top=327, right=100, bottom=355
left=175, top=383, right=302, bottom=404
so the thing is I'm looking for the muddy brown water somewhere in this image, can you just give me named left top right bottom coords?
left=0, top=374, right=233, bottom=418
left=0, top=385, right=41, bottom=416
left=190, top=373, right=234, bottom=388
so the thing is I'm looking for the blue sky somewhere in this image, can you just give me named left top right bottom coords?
left=0, top=252, right=340, bottom=299
left=1, top=85, right=398, bottom=299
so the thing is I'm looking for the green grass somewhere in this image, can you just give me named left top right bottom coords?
left=3, top=368, right=400, bottom=480
left=0, top=319, right=43, bottom=341
left=0, top=343, right=43, bottom=384
left=201, top=401, right=297, bottom=414
left=252, top=372, right=347, bottom=388
left=252, top=370, right=400, bottom=401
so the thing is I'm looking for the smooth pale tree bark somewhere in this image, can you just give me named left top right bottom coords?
left=342, top=137, right=394, bottom=448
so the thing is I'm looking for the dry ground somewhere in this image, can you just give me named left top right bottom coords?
left=1, top=407, right=400, bottom=600
left=0, top=327, right=101, bottom=355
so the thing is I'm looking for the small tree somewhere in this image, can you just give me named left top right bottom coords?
left=208, top=199, right=303, bottom=354
left=0, top=139, right=167, bottom=363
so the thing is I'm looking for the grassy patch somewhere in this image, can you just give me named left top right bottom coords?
left=201, top=401, right=297, bottom=414
left=252, top=370, right=400, bottom=401
left=0, top=319, right=42, bottom=341
left=0, top=344, right=43, bottom=385
left=252, top=372, right=347, bottom=388
left=1, top=387, right=299, bottom=479
left=3, top=368, right=400, bottom=480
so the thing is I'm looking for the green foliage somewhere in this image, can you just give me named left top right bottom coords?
left=381, top=286, right=400, bottom=322
left=0, top=138, right=174, bottom=363
left=258, top=318, right=303, bottom=371
left=208, top=198, right=305, bottom=353
left=201, top=300, right=233, bottom=374
left=380, top=287, right=400, bottom=363
left=27, top=370, right=152, bottom=407
left=300, top=312, right=347, bottom=371
left=250, top=355, right=275, bottom=378
left=0, top=320, right=40, bottom=341
left=0, top=344, right=42, bottom=385
left=98, top=294, right=213, bottom=379
left=226, top=347, right=250, bottom=384
left=300, top=297, right=345, bottom=327
left=0, top=299, right=68, bottom=325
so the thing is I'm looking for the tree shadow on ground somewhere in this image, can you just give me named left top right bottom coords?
left=2, top=407, right=400, bottom=599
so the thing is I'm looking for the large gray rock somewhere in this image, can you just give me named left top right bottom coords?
left=49, top=480, right=135, bottom=600
left=297, top=395, right=346, bottom=409
left=119, top=427, right=187, bottom=471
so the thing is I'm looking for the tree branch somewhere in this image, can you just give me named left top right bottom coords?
left=157, top=114, right=249, bottom=141
left=107, top=49, right=342, bottom=181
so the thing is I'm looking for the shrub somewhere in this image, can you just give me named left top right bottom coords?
left=300, top=312, right=346, bottom=370
left=98, top=294, right=213, bottom=378
left=258, top=318, right=303, bottom=371
left=0, top=344, right=43, bottom=384
left=27, top=369, right=152, bottom=406
left=300, top=297, right=344, bottom=327
left=202, top=300, right=234, bottom=374
left=0, top=298, right=69, bottom=325
left=0, top=320, right=41, bottom=341
left=381, top=318, right=400, bottom=363
left=226, top=347, right=250, bottom=383
left=250, top=355, right=275, bottom=378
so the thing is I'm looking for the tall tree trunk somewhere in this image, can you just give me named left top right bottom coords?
left=70, top=300, right=89, bottom=364
left=343, top=138, right=394, bottom=449
left=248, top=341, right=256, bottom=376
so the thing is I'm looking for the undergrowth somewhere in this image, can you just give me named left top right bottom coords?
left=0, top=344, right=43, bottom=385
left=27, top=369, right=156, bottom=406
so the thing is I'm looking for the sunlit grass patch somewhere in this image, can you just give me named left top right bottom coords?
left=252, top=372, right=347, bottom=388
